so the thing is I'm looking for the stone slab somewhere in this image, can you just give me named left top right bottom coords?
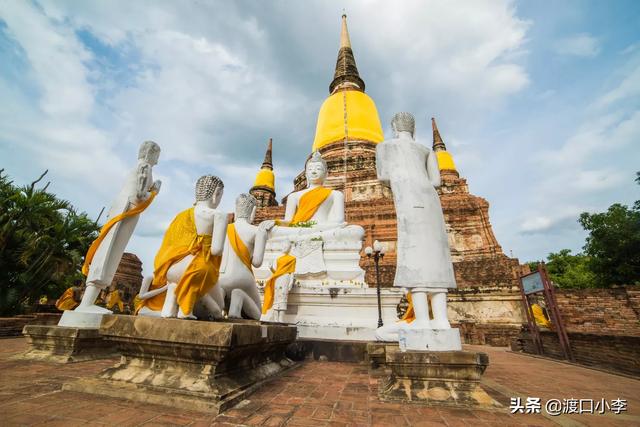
left=19, top=324, right=117, bottom=363
left=64, top=315, right=298, bottom=413
left=379, top=346, right=500, bottom=408
left=263, top=286, right=404, bottom=341
left=58, top=310, right=105, bottom=328
left=401, top=328, right=462, bottom=351
left=297, top=338, right=369, bottom=362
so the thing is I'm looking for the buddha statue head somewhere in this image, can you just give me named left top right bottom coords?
left=195, top=175, right=224, bottom=207
left=305, top=151, right=328, bottom=186
left=391, top=112, right=415, bottom=139
left=138, top=141, right=161, bottom=165
left=235, top=193, right=257, bottom=222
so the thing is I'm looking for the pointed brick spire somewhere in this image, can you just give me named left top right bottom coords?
left=329, top=14, right=365, bottom=94
left=250, top=138, right=278, bottom=207
left=432, top=117, right=447, bottom=152
left=261, top=138, right=273, bottom=170
left=340, top=13, right=351, bottom=48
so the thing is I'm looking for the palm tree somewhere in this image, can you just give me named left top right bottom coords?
left=0, top=170, right=99, bottom=315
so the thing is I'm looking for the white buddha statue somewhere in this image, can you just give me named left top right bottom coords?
left=259, top=151, right=364, bottom=284
left=269, top=151, right=364, bottom=242
left=74, top=141, right=161, bottom=315
left=195, top=194, right=275, bottom=320
left=137, top=175, right=227, bottom=320
left=375, top=112, right=458, bottom=347
left=261, top=240, right=295, bottom=323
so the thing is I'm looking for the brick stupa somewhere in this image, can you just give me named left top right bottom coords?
left=253, top=15, right=524, bottom=344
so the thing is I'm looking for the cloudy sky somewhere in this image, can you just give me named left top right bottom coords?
left=1, top=0, right=638, bottom=275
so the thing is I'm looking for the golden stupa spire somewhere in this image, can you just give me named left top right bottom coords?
left=312, top=15, right=384, bottom=151
left=431, top=117, right=457, bottom=173
left=329, top=14, right=365, bottom=94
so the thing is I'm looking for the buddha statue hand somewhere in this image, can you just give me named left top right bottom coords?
left=136, top=164, right=151, bottom=200
left=151, top=179, right=162, bottom=194
left=258, top=220, right=276, bottom=233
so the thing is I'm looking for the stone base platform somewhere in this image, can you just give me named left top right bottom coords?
left=63, top=315, right=298, bottom=413
left=379, top=346, right=500, bottom=408
left=20, top=324, right=116, bottom=363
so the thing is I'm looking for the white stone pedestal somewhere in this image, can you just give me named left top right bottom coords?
left=400, top=328, right=462, bottom=352
left=259, top=285, right=404, bottom=341
left=58, top=311, right=105, bottom=328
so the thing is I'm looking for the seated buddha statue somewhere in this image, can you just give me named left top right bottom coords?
left=268, top=151, right=364, bottom=244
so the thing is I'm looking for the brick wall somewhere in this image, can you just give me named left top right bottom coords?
left=514, top=330, right=640, bottom=377
left=554, top=286, right=640, bottom=336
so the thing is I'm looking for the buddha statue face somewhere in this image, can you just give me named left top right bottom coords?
left=138, top=140, right=161, bottom=165
left=305, top=152, right=328, bottom=186
left=195, top=175, right=224, bottom=208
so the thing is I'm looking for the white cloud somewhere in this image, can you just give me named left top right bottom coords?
left=553, top=33, right=600, bottom=58
left=0, top=0, right=533, bottom=270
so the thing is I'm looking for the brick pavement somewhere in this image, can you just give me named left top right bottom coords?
left=0, top=338, right=638, bottom=426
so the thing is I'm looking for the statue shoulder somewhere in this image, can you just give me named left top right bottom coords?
left=329, top=189, right=344, bottom=201
left=376, top=140, right=391, bottom=152
left=194, top=205, right=217, bottom=217
left=235, top=220, right=257, bottom=234
left=288, top=190, right=302, bottom=203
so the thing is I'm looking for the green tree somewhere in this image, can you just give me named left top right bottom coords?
left=527, top=250, right=596, bottom=289
left=544, top=249, right=596, bottom=289
left=579, top=202, right=640, bottom=287
left=0, top=170, right=99, bottom=315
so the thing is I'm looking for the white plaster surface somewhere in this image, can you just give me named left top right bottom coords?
left=259, top=285, right=403, bottom=341
left=57, top=310, right=104, bottom=328
left=376, top=129, right=455, bottom=289
left=401, top=328, right=462, bottom=351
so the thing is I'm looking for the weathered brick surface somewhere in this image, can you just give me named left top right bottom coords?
left=111, top=252, right=143, bottom=307
left=255, top=140, right=521, bottom=291
left=516, top=330, right=640, bottom=377
left=0, top=313, right=61, bottom=337
left=2, top=337, right=640, bottom=426
left=554, top=286, right=640, bottom=336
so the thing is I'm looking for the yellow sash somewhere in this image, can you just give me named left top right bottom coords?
left=82, top=191, right=157, bottom=276
left=262, top=254, right=296, bottom=315
left=55, top=287, right=78, bottom=311
left=400, top=291, right=415, bottom=323
left=138, top=207, right=222, bottom=315
left=227, top=224, right=252, bottom=273
left=531, top=303, right=552, bottom=328
left=133, top=295, right=143, bottom=313
left=291, top=186, right=332, bottom=224
left=106, top=290, right=124, bottom=312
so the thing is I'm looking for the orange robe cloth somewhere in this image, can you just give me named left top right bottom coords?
left=82, top=191, right=157, bottom=276
left=227, top=224, right=252, bottom=272
left=531, top=303, right=552, bottom=328
left=138, top=207, right=222, bottom=315
left=290, top=186, right=332, bottom=224
left=400, top=291, right=416, bottom=323
left=55, top=287, right=79, bottom=311
left=262, top=254, right=296, bottom=315
left=106, top=290, right=124, bottom=312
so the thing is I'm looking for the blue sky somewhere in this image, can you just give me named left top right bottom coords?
left=0, top=0, right=638, bottom=275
